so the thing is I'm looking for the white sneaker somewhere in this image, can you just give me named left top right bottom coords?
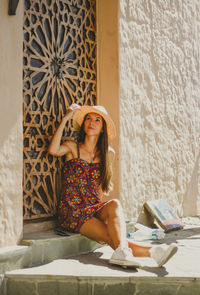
left=109, top=246, right=142, bottom=267
left=150, top=243, right=178, bottom=267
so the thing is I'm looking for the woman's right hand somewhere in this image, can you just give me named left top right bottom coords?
left=62, top=103, right=81, bottom=122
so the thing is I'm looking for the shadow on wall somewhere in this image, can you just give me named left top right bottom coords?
left=183, top=150, right=200, bottom=217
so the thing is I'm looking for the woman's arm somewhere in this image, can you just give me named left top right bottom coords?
left=48, top=104, right=80, bottom=156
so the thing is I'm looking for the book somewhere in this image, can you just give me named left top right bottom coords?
left=144, top=199, right=184, bottom=232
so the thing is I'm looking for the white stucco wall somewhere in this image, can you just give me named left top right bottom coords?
left=119, top=0, right=200, bottom=221
left=0, top=0, right=23, bottom=247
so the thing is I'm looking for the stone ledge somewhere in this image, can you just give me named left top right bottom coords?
left=5, top=276, right=200, bottom=295
left=20, top=230, right=101, bottom=267
left=0, top=274, right=5, bottom=295
left=0, top=231, right=101, bottom=295
left=0, top=246, right=31, bottom=274
left=5, top=225, right=200, bottom=295
left=0, top=231, right=101, bottom=274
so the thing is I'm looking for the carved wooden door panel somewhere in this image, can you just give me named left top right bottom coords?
left=23, top=0, right=96, bottom=220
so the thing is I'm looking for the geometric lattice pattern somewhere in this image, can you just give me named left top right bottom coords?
left=23, top=0, right=96, bottom=220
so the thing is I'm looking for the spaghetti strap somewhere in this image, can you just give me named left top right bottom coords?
left=77, top=142, right=80, bottom=159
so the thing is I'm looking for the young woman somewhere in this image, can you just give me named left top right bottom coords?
left=48, top=103, right=178, bottom=267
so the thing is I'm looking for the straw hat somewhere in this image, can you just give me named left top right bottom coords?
left=73, top=105, right=116, bottom=139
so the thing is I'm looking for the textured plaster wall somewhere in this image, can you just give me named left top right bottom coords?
left=119, top=0, right=200, bottom=221
left=0, top=0, right=23, bottom=247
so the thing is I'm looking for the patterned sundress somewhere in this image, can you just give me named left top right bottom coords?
left=58, top=143, right=106, bottom=232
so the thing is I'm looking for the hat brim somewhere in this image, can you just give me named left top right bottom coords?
left=73, top=106, right=116, bottom=139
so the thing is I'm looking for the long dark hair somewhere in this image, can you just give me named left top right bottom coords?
left=78, top=114, right=112, bottom=193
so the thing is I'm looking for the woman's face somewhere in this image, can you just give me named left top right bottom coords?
left=84, top=113, right=103, bottom=137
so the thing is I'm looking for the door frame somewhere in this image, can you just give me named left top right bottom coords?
left=23, top=0, right=119, bottom=233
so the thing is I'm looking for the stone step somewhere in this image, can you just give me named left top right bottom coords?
left=0, top=231, right=100, bottom=275
left=5, top=244, right=200, bottom=295
left=0, top=230, right=101, bottom=295
left=0, top=245, right=30, bottom=275
left=20, top=230, right=101, bottom=267
left=3, top=223, right=200, bottom=295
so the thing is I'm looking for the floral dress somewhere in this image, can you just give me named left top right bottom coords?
left=58, top=144, right=106, bottom=232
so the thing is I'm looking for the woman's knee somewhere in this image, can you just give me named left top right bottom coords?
left=109, top=199, right=121, bottom=209
left=106, top=199, right=122, bottom=215
left=96, top=199, right=123, bottom=222
left=79, top=217, right=114, bottom=248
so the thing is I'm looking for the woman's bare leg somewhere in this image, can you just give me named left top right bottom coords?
left=95, top=199, right=127, bottom=249
left=79, top=216, right=115, bottom=249
left=128, top=240, right=151, bottom=257
left=96, top=199, right=151, bottom=257
left=79, top=204, right=177, bottom=266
